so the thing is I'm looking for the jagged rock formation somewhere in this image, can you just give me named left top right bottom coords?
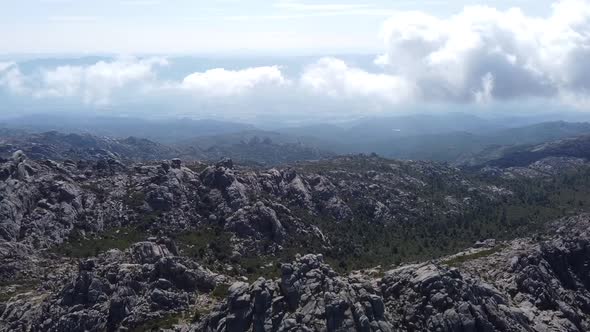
left=1, top=240, right=221, bottom=332
left=0, top=152, right=506, bottom=253
left=200, top=254, right=393, bottom=332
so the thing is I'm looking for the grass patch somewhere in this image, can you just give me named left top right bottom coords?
left=0, top=280, right=40, bottom=302
left=53, top=227, right=147, bottom=258
left=442, top=246, right=504, bottom=267
left=237, top=255, right=283, bottom=280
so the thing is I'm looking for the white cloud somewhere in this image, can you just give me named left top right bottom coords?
left=35, top=57, right=168, bottom=104
left=0, top=62, right=15, bottom=72
left=474, top=72, right=495, bottom=104
left=377, top=0, right=590, bottom=104
left=301, top=57, right=415, bottom=104
left=0, top=62, right=27, bottom=94
left=181, top=66, right=288, bottom=97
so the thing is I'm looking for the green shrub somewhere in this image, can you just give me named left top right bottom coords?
left=130, top=312, right=183, bottom=332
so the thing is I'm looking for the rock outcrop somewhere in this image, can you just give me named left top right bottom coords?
left=0, top=240, right=220, bottom=332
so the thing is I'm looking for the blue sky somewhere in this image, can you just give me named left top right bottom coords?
left=1, top=0, right=554, bottom=54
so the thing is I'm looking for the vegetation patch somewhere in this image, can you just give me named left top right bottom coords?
left=130, top=312, right=184, bottom=332
left=281, top=166, right=590, bottom=273
left=53, top=227, right=147, bottom=258
left=211, top=283, right=230, bottom=299
left=238, top=255, right=284, bottom=280
left=175, top=227, right=233, bottom=263
left=442, top=246, right=505, bottom=267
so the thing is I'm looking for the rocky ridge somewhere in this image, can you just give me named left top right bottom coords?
left=194, top=214, right=590, bottom=332
left=0, top=151, right=506, bottom=252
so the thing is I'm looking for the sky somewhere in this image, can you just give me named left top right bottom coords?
left=0, top=0, right=588, bottom=124
left=1, top=0, right=555, bottom=54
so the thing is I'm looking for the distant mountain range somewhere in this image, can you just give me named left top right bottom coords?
left=4, top=113, right=590, bottom=165
left=0, top=131, right=180, bottom=162
left=0, top=130, right=331, bottom=166
left=462, top=134, right=590, bottom=168
left=0, top=114, right=255, bottom=143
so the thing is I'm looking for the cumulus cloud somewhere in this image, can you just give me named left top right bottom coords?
left=301, top=57, right=415, bottom=103
left=181, top=66, right=288, bottom=97
left=376, top=0, right=590, bottom=104
left=35, top=57, right=168, bottom=104
left=0, top=59, right=288, bottom=106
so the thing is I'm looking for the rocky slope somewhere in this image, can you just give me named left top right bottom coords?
left=3, top=214, right=590, bottom=331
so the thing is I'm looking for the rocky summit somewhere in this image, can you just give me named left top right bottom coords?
left=2, top=147, right=590, bottom=331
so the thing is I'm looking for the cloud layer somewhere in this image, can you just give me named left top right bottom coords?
left=301, top=57, right=415, bottom=103
left=181, top=66, right=288, bottom=97
left=35, top=57, right=168, bottom=104
left=377, top=0, right=590, bottom=104
left=1, top=0, right=590, bottom=118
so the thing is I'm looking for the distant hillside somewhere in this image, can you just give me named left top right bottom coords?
left=0, top=131, right=182, bottom=162
left=464, top=135, right=590, bottom=168
left=277, top=117, right=590, bottom=163
left=0, top=114, right=255, bottom=143
left=4, top=114, right=590, bottom=165
left=179, top=130, right=332, bottom=166
left=0, top=130, right=332, bottom=166
left=365, top=121, right=590, bottom=162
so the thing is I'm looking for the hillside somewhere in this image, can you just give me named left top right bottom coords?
left=462, top=134, right=590, bottom=169
left=0, top=131, right=182, bottom=162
